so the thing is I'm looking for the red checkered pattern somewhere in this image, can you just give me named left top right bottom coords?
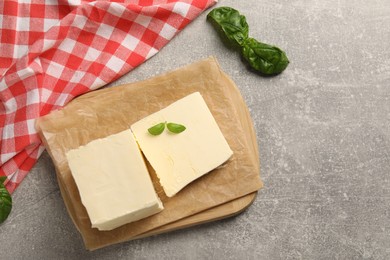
left=0, top=0, right=217, bottom=193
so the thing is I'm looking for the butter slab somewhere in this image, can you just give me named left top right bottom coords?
left=66, top=129, right=163, bottom=231
left=131, top=92, right=233, bottom=197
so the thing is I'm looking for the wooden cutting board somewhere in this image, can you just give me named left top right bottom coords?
left=36, top=57, right=263, bottom=250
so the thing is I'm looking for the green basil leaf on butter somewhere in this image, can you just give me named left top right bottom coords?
left=167, top=123, right=186, bottom=134
left=242, top=37, right=289, bottom=75
left=0, top=177, right=12, bottom=224
left=148, top=122, right=165, bottom=136
left=207, top=6, right=249, bottom=47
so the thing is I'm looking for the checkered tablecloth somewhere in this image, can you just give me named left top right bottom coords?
left=0, top=0, right=217, bottom=193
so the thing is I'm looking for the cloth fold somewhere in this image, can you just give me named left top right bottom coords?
left=0, top=0, right=217, bottom=193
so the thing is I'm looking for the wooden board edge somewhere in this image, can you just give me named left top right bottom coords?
left=89, top=192, right=257, bottom=250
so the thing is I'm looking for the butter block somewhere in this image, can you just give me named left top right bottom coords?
left=131, top=92, right=233, bottom=197
left=66, top=129, right=163, bottom=231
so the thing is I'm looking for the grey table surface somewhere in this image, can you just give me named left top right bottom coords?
left=1, top=0, right=390, bottom=259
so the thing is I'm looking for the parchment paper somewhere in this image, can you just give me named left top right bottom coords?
left=36, top=57, right=263, bottom=250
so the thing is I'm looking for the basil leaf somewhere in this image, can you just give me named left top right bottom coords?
left=242, top=37, right=289, bottom=75
left=0, top=182, right=12, bottom=224
left=208, top=7, right=289, bottom=75
left=148, top=122, right=165, bottom=136
left=167, top=123, right=186, bottom=134
left=207, top=6, right=249, bottom=47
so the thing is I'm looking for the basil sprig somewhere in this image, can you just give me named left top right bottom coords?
left=0, top=176, right=12, bottom=224
left=148, top=122, right=186, bottom=135
left=207, top=7, right=289, bottom=75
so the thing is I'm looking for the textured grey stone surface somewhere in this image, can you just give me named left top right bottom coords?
left=1, top=0, right=390, bottom=259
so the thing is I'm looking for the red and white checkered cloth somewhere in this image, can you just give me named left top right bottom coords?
left=0, top=0, right=217, bottom=193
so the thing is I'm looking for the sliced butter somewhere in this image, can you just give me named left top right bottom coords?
left=66, top=129, right=163, bottom=231
left=131, top=92, right=233, bottom=197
